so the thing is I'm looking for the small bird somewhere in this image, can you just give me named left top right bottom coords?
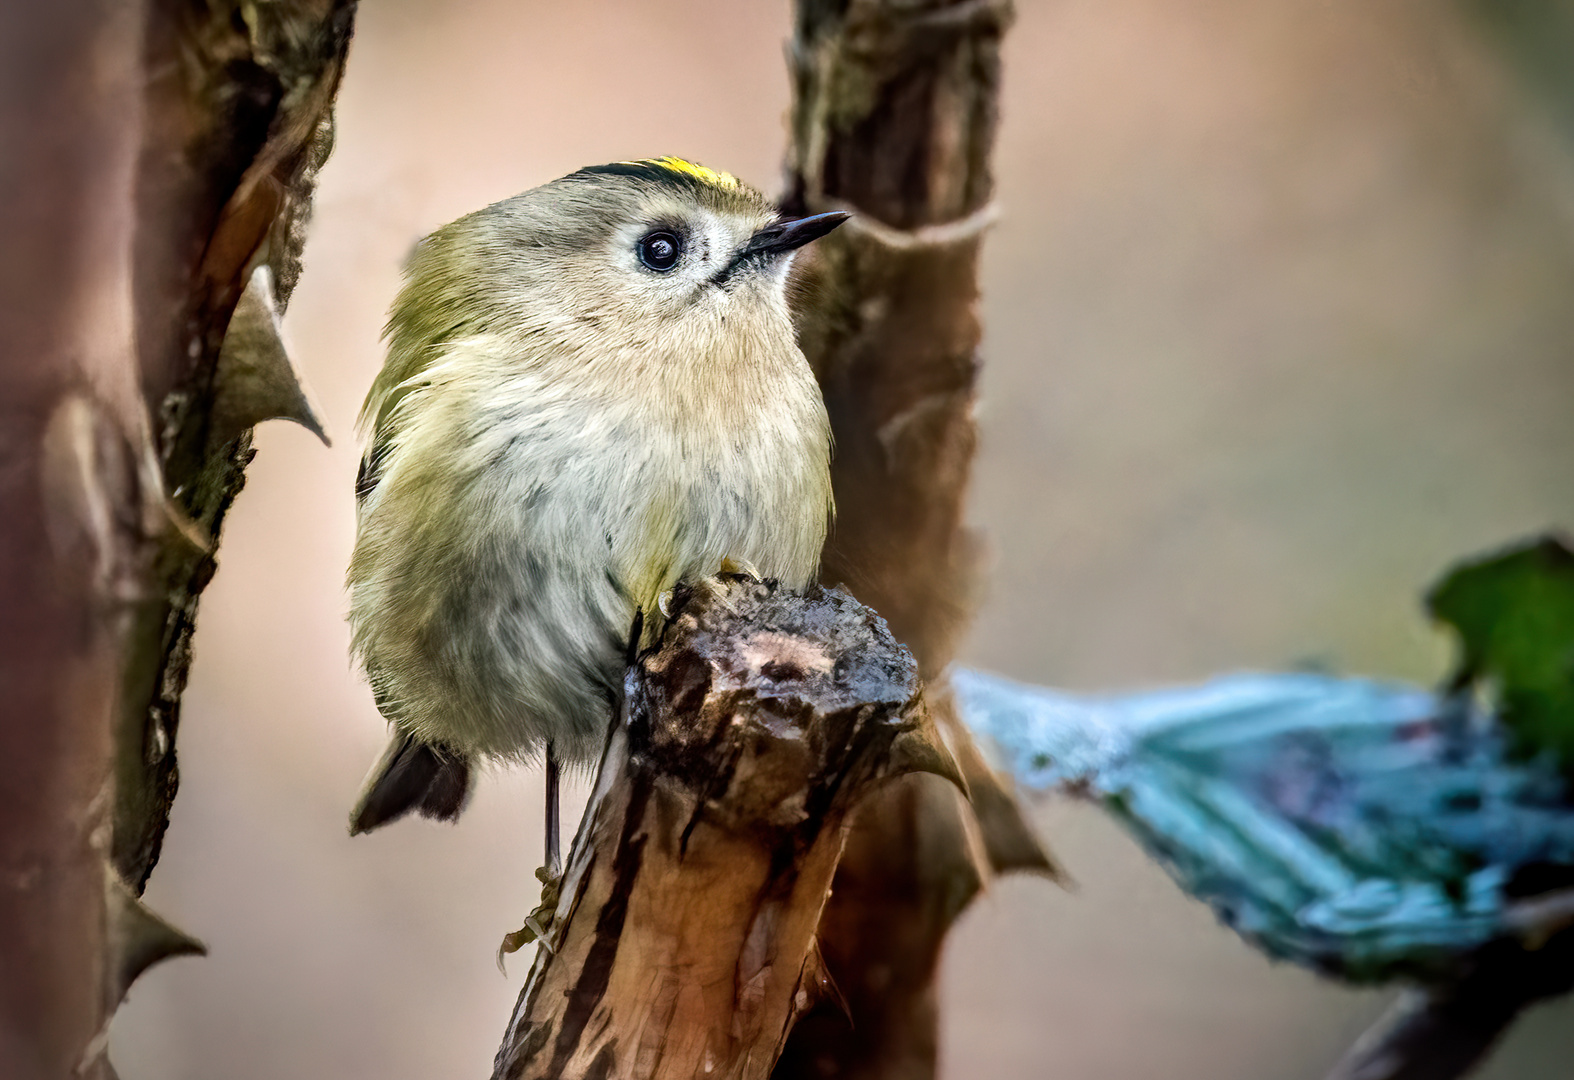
left=346, top=158, right=844, bottom=873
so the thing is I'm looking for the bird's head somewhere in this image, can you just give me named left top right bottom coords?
left=372, top=158, right=848, bottom=432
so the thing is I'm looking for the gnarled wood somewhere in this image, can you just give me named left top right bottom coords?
left=117, top=0, right=354, bottom=890
left=493, top=579, right=961, bottom=1080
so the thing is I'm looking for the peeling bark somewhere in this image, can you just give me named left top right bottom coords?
left=493, top=579, right=962, bottom=1080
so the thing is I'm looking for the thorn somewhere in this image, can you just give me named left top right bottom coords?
left=105, top=866, right=206, bottom=1004
left=211, top=265, right=331, bottom=448
left=41, top=392, right=213, bottom=603
left=800, top=935, right=852, bottom=1022
left=931, top=688, right=1065, bottom=884
left=886, top=705, right=969, bottom=796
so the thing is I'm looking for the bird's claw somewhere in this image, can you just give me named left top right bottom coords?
left=718, top=557, right=761, bottom=582
left=497, top=865, right=563, bottom=971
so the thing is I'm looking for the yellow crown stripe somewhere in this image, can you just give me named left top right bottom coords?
left=629, top=156, right=740, bottom=192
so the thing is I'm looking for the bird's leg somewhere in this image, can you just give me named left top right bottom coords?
left=544, top=741, right=561, bottom=877
left=497, top=743, right=565, bottom=965
left=501, top=613, right=645, bottom=967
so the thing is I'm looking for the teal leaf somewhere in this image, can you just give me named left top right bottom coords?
left=954, top=668, right=1574, bottom=984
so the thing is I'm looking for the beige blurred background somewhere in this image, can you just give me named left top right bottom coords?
left=108, top=1, right=1574, bottom=1077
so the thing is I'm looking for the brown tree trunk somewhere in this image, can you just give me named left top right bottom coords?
left=778, top=2, right=1056, bottom=1077
left=1, top=4, right=154, bottom=1077
left=0, top=3, right=353, bottom=1075
left=492, top=580, right=964, bottom=1080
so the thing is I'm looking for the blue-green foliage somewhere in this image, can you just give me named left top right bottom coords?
left=955, top=668, right=1574, bottom=984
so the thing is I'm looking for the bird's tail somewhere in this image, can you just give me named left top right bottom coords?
left=349, top=731, right=472, bottom=835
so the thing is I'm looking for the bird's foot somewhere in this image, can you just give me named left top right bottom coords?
left=497, top=865, right=562, bottom=969
left=718, top=557, right=761, bottom=582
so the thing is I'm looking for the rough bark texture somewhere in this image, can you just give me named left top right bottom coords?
left=0, top=2, right=352, bottom=1075
left=785, top=0, right=1004, bottom=670
left=117, top=0, right=355, bottom=891
left=778, top=3, right=1055, bottom=1077
left=493, top=579, right=963, bottom=1080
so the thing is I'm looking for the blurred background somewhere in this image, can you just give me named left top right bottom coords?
left=108, top=0, right=1574, bottom=1077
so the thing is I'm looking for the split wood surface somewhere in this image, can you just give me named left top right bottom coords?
left=492, top=579, right=962, bottom=1080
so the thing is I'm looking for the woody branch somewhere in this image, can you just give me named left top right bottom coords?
left=491, top=579, right=963, bottom=1080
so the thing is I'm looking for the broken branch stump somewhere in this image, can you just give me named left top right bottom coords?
left=492, top=578, right=961, bottom=1080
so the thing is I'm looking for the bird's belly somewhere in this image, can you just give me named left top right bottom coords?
left=358, top=401, right=826, bottom=767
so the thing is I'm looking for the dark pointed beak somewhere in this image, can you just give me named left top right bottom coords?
left=740, top=211, right=852, bottom=259
left=712, top=211, right=851, bottom=286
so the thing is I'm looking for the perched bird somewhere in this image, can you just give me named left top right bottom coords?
left=345, top=158, right=844, bottom=872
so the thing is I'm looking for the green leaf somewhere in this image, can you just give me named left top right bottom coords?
left=1427, top=534, right=1574, bottom=768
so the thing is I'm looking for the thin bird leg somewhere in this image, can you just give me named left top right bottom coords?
left=544, top=742, right=561, bottom=877
left=497, top=743, right=565, bottom=964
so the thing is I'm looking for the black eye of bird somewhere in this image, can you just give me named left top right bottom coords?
left=637, top=230, right=682, bottom=272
